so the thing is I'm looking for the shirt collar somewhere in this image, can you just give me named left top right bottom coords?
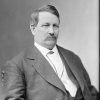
left=34, top=42, right=58, bottom=56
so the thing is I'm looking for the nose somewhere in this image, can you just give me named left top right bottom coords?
left=48, top=26, right=54, bottom=35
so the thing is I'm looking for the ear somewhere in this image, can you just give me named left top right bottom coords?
left=30, top=24, right=35, bottom=30
left=30, top=23, right=36, bottom=35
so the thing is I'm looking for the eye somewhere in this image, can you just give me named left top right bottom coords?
left=53, top=24, right=59, bottom=29
left=42, top=23, right=50, bottom=27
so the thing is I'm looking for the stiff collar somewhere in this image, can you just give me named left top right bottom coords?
left=34, top=42, right=58, bottom=56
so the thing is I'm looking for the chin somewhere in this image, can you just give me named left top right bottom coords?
left=46, top=42, right=56, bottom=50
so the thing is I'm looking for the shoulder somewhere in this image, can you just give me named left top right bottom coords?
left=57, top=45, right=86, bottom=71
left=4, top=47, right=32, bottom=75
left=57, top=45, right=80, bottom=60
left=5, top=45, right=37, bottom=66
left=4, top=51, right=24, bottom=67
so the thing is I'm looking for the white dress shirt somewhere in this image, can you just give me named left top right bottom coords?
left=34, top=42, right=77, bottom=97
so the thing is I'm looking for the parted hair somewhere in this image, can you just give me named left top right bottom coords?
left=30, top=5, right=60, bottom=28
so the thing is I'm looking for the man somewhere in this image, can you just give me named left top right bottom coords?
left=3, top=5, right=98, bottom=100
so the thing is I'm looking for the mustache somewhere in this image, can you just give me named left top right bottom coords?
left=45, top=36, right=57, bottom=41
left=47, top=35, right=57, bottom=39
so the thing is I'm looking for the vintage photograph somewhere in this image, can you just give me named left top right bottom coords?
left=0, top=0, right=99, bottom=99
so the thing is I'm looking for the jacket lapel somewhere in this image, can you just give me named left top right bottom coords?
left=57, top=45, right=85, bottom=92
left=26, top=45, right=66, bottom=94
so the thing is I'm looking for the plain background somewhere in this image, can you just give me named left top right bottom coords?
left=0, top=0, right=99, bottom=91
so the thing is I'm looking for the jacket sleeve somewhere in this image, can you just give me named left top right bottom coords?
left=76, top=55, right=99, bottom=100
left=83, top=66, right=98, bottom=100
left=3, top=61, right=26, bottom=100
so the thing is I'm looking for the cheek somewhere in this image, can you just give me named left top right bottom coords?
left=55, top=30, right=59, bottom=36
left=38, top=29, right=49, bottom=37
left=35, top=29, right=47, bottom=39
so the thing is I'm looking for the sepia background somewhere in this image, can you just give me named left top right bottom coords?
left=0, top=0, right=99, bottom=90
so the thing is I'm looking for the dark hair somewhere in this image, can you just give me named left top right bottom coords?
left=30, top=5, right=60, bottom=28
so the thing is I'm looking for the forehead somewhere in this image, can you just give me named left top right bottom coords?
left=38, top=12, right=59, bottom=24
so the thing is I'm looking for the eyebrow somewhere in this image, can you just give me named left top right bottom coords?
left=43, top=22, right=59, bottom=25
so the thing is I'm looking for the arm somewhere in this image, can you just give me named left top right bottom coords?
left=77, top=56, right=98, bottom=100
left=3, top=61, right=26, bottom=100
left=83, top=66, right=98, bottom=100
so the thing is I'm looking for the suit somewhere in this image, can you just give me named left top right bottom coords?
left=3, top=45, right=98, bottom=100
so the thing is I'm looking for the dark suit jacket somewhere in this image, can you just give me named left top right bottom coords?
left=3, top=45, right=98, bottom=100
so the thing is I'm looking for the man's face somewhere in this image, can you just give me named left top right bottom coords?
left=32, top=12, right=60, bottom=50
